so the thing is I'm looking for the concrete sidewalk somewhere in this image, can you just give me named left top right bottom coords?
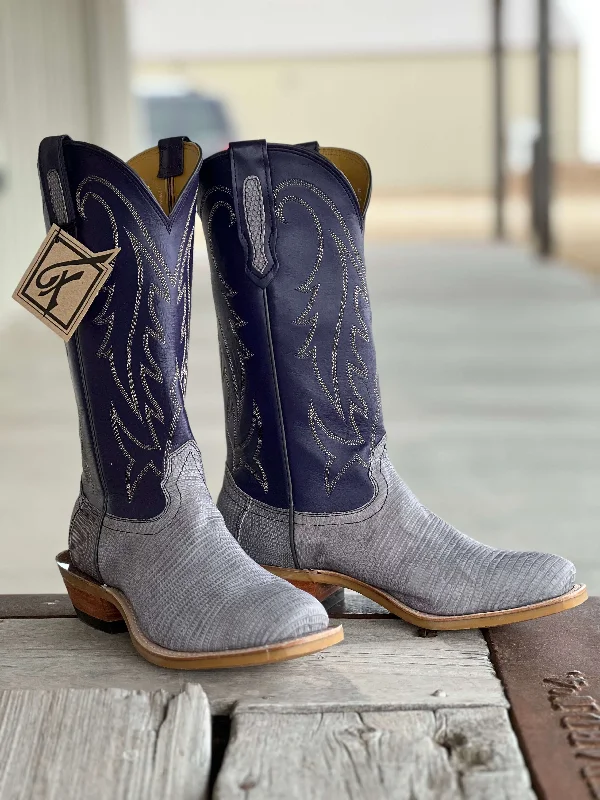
left=2, top=241, right=599, bottom=593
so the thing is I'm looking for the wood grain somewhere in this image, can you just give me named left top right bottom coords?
left=0, top=618, right=506, bottom=714
left=0, top=594, right=75, bottom=619
left=214, top=706, right=534, bottom=799
left=0, top=684, right=210, bottom=800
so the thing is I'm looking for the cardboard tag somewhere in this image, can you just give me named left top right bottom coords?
left=13, top=224, right=119, bottom=341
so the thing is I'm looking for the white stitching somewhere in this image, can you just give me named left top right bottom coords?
left=76, top=176, right=194, bottom=500
left=274, top=179, right=378, bottom=495
left=206, top=189, right=269, bottom=493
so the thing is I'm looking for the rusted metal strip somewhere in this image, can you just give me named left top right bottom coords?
left=486, top=597, right=600, bottom=800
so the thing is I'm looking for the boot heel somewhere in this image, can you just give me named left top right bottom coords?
left=63, top=580, right=127, bottom=634
left=263, top=566, right=346, bottom=609
left=288, top=580, right=344, bottom=609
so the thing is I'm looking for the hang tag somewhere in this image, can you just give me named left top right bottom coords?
left=12, top=224, right=119, bottom=341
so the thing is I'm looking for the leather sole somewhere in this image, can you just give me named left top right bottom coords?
left=265, top=566, right=588, bottom=630
left=56, top=551, right=343, bottom=669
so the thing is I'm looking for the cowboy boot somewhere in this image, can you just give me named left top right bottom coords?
left=38, top=135, right=341, bottom=668
left=198, top=139, right=586, bottom=630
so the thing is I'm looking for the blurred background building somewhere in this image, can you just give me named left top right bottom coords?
left=2, top=0, right=599, bottom=314
left=132, top=0, right=579, bottom=192
left=1, top=0, right=600, bottom=593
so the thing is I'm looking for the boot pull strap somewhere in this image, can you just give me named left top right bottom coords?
left=38, top=135, right=77, bottom=236
left=157, top=136, right=190, bottom=179
left=296, top=141, right=320, bottom=152
left=157, top=136, right=191, bottom=214
left=229, top=140, right=278, bottom=286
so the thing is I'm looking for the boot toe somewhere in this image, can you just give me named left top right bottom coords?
left=477, top=550, right=577, bottom=614
left=259, top=586, right=331, bottom=646
left=138, top=579, right=330, bottom=654
left=409, top=548, right=578, bottom=617
left=515, top=551, right=576, bottom=606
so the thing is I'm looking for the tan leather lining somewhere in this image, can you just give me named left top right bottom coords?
left=319, top=147, right=371, bottom=214
left=127, top=142, right=202, bottom=214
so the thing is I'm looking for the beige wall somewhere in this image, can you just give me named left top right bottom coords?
left=135, top=49, right=579, bottom=193
left=505, top=50, right=579, bottom=171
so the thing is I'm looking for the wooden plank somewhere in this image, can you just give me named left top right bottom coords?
left=0, top=594, right=75, bottom=619
left=214, top=706, right=534, bottom=799
left=0, top=618, right=506, bottom=714
left=486, top=597, right=600, bottom=800
left=0, top=684, right=210, bottom=800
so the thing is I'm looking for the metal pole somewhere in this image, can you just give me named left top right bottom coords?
left=537, top=0, right=553, bottom=256
left=492, top=0, right=505, bottom=239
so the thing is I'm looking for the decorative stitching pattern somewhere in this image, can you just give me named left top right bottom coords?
left=47, top=170, right=68, bottom=225
left=206, top=188, right=268, bottom=493
left=76, top=176, right=194, bottom=500
left=77, top=176, right=171, bottom=272
left=274, top=179, right=379, bottom=495
left=176, top=201, right=196, bottom=395
left=198, top=184, right=232, bottom=217
left=275, top=179, right=365, bottom=271
left=242, top=175, right=269, bottom=275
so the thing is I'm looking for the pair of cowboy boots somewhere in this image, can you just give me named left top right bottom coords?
left=32, top=135, right=585, bottom=669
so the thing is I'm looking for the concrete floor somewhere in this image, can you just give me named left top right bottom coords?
left=1, top=241, right=600, bottom=594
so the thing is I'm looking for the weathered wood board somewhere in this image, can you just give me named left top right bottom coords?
left=0, top=618, right=507, bottom=714
left=0, top=594, right=75, bottom=619
left=0, top=684, right=211, bottom=800
left=214, top=706, right=534, bottom=800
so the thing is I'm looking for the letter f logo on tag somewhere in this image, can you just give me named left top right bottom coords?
left=36, top=261, right=86, bottom=314
left=13, top=224, right=119, bottom=341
